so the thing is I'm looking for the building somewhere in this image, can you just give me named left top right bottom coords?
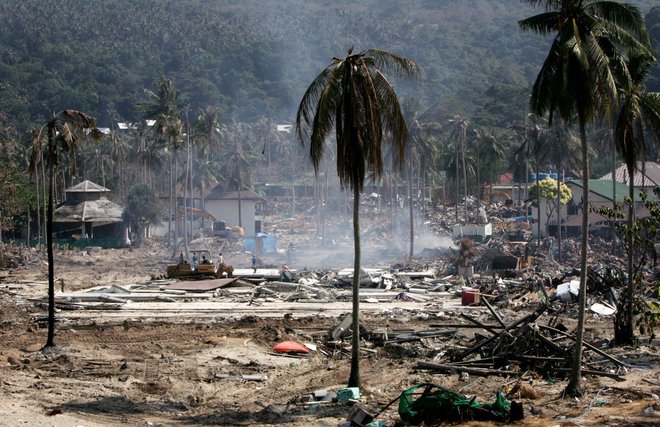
left=599, top=161, right=660, bottom=189
left=559, top=179, right=657, bottom=237
left=53, top=180, right=127, bottom=247
left=204, top=185, right=265, bottom=237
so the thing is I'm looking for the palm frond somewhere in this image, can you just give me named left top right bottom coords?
left=373, top=69, right=407, bottom=170
left=639, top=92, right=660, bottom=146
left=362, top=49, right=421, bottom=80
left=588, top=1, right=652, bottom=50
left=518, top=11, right=560, bottom=35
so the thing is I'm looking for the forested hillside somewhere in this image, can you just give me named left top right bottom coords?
left=0, top=0, right=659, bottom=240
left=0, top=0, right=656, bottom=132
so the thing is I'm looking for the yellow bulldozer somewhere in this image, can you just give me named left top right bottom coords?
left=166, top=249, right=234, bottom=279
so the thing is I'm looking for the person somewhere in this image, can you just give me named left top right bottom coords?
left=201, top=255, right=209, bottom=264
left=251, top=254, right=257, bottom=273
left=218, top=252, right=224, bottom=265
left=192, top=253, right=198, bottom=270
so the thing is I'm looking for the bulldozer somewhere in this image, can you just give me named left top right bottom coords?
left=166, top=249, right=234, bottom=280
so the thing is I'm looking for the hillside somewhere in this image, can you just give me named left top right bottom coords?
left=0, top=0, right=656, bottom=133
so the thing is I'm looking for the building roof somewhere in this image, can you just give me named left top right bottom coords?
left=566, top=179, right=657, bottom=203
left=65, top=180, right=110, bottom=193
left=599, top=161, right=660, bottom=187
left=54, top=199, right=124, bottom=223
left=206, top=185, right=265, bottom=201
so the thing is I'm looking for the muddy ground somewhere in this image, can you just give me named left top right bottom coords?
left=1, top=238, right=659, bottom=426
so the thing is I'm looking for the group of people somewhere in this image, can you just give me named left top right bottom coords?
left=191, top=252, right=223, bottom=271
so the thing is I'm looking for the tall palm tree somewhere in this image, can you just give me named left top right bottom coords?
left=402, top=100, right=441, bottom=259
left=476, top=128, right=506, bottom=203
left=445, top=116, right=471, bottom=223
left=512, top=117, right=552, bottom=247
left=193, top=107, right=222, bottom=221
left=137, top=77, right=186, bottom=255
left=29, top=110, right=101, bottom=348
left=296, top=48, right=419, bottom=387
left=612, top=50, right=660, bottom=344
left=546, top=121, right=581, bottom=261
left=520, top=0, right=652, bottom=397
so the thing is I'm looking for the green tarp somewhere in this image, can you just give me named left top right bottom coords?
left=398, top=383, right=523, bottom=424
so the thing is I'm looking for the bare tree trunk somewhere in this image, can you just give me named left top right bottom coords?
left=408, top=162, right=414, bottom=260
left=171, top=147, right=180, bottom=258
left=168, top=150, right=173, bottom=248
left=566, top=121, right=590, bottom=397
left=611, top=141, right=617, bottom=247
left=348, top=185, right=361, bottom=388
left=45, top=126, right=56, bottom=348
left=557, top=171, right=562, bottom=261
left=455, top=141, right=459, bottom=224
left=462, top=138, right=468, bottom=223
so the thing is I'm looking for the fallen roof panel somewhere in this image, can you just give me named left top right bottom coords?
left=164, top=278, right=239, bottom=292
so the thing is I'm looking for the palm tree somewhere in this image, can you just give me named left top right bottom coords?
left=520, top=0, right=652, bottom=397
left=612, top=50, right=660, bottom=344
left=476, top=128, right=506, bottom=204
left=402, top=100, right=441, bottom=259
left=29, top=110, right=101, bottom=348
left=296, top=48, right=419, bottom=387
left=512, top=117, right=552, bottom=247
left=193, top=107, right=222, bottom=220
left=546, top=121, right=581, bottom=261
left=137, top=77, right=186, bottom=255
left=445, top=116, right=470, bottom=223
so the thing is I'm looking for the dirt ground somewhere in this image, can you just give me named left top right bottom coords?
left=1, top=242, right=659, bottom=427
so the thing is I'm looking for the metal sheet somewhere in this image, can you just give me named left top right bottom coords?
left=165, top=278, right=238, bottom=292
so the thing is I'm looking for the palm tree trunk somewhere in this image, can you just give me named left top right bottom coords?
left=45, top=128, right=56, bottom=348
left=455, top=141, right=459, bottom=224
left=41, top=158, right=47, bottom=245
left=566, top=121, right=589, bottom=397
left=172, top=148, right=179, bottom=258
left=462, top=139, right=468, bottom=222
left=536, top=159, right=541, bottom=248
left=622, top=164, right=635, bottom=343
left=348, top=185, right=361, bottom=388
left=611, top=143, right=617, bottom=246
left=408, top=162, right=414, bottom=260
left=35, top=172, right=41, bottom=244
left=557, top=172, right=562, bottom=261
left=168, top=150, right=173, bottom=248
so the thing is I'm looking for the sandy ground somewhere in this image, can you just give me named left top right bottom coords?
left=1, top=244, right=659, bottom=427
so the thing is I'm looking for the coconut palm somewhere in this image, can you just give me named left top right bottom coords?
left=476, top=128, right=506, bottom=204
left=511, top=117, right=552, bottom=247
left=612, top=50, right=660, bottom=344
left=193, top=107, right=222, bottom=217
left=520, top=0, right=653, bottom=396
left=296, top=48, right=419, bottom=387
left=444, top=116, right=471, bottom=223
left=546, top=121, right=581, bottom=261
left=29, top=110, right=102, bottom=348
left=402, top=100, right=441, bottom=259
left=137, top=76, right=186, bottom=254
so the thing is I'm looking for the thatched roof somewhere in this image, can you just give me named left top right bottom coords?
left=54, top=198, right=124, bottom=223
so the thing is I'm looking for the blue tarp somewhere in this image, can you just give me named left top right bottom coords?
left=244, top=233, right=278, bottom=254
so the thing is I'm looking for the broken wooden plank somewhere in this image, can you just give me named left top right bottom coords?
left=416, top=361, right=520, bottom=377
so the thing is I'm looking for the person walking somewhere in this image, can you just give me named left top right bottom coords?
left=251, top=254, right=257, bottom=273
